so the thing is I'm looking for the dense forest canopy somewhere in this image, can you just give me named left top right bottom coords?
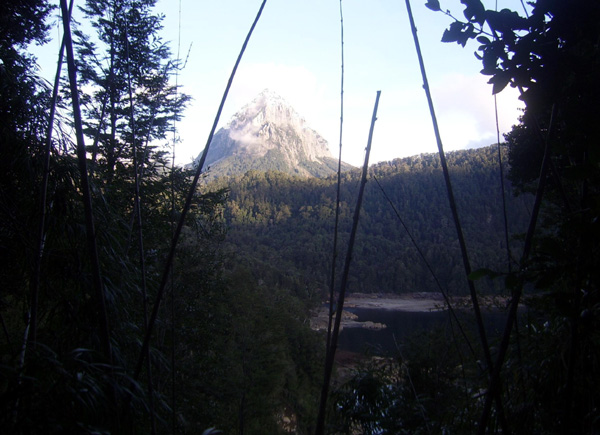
left=0, top=0, right=598, bottom=433
left=212, top=145, right=532, bottom=298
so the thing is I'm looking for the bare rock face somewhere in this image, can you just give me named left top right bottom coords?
left=193, top=89, right=351, bottom=178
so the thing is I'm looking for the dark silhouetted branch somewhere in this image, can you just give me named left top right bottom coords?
left=405, top=0, right=508, bottom=430
left=133, top=0, right=268, bottom=381
left=29, top=0, right=74, bottom=348
left=60, top=0, right=112, bottom=362
left=316, top=91, right=381, bottom=435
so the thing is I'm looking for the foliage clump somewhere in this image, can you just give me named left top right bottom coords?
left=0, top=1, right=324, bottom=432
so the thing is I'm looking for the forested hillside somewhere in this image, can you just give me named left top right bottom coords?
left=211, top=145, right=532, bottom=298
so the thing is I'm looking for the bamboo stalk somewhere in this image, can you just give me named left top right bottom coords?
left=325, top=0, right=345, bottom=367
left=123, top=61, right=172, bottom=254
left=170, top=2, right=183, bottom=432
left=404, top=1, right=509, bottom=430
left=124, top=20, right=156, bottom=434
left=133, top=0, right=268, bottom=381
left=404, top=0, right=491, bottom=365
left=106, top=1, right=119, bottom=184
left=315, top=91, right=381, bottom=435
left=493, top=96, right=513, bottom=273
left=495, top=93, right=528, bottom=404
left=29, top=0, right=74, bottom=348
left=60, top=0, right=112, bottom=362
left=372, top=174, right=477, bottom=359
left=478, top=103, right=557, bottom=434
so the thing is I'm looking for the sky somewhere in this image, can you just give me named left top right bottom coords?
left=35, top=0, right=528, bottom=167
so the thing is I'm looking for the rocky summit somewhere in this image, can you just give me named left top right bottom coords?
left=192, top=89, right=353, bottom=178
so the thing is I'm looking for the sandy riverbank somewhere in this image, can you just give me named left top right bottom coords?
left=343, top=292, right=447, bottom=311
left=310, top=292, right=447, bottom=331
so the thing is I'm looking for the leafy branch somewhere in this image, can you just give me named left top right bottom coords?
left=427, top=0, right=534, bottom=94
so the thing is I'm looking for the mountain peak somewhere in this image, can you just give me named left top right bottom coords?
left=255, top=88, right=287, bottom=104
left=193, top=90, right=352, bottom=178
left=226, top=89, right=310, bottom=137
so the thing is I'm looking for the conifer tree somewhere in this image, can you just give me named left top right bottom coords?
left=72, top=0, right=189, bottom=187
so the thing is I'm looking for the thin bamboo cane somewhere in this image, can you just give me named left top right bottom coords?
left=325, top=0, right=345, bottom=370
left=404, top=0, right=491, bottom=367
left=123, top=61, right=172, bottom=254
left=372, top=174, right=477, bottom=359
left=478, top=103, right=557, bottom=434
left=495, top=92, right=528, bottom=411
left=106, top=1, right=119, bottom=184
left=315, top=91, right=381, bottom=435
left=373, top=172, right=479, bottom=427
left=28, top=0, right=74, bottom=348
left=124, top=20, right=156, bottom=434
left=133, top=0, right=268, bottom=381
left=494, top=96, right=513, bottom=273
left=170, top=2, right=183, bottom=432
left=404, top=1, right=508, bottom=430
left=60, top=0, right=112, bottom=362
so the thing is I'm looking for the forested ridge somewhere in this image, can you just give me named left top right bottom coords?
left=211, top=145, right=532, bottom=298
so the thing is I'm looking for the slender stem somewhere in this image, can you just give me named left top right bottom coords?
left=405, top=0, right=492, bottom=374
left=124, top=19, right=156, bottom=433
left=478, top=103, right=557, bottom=434
left=325, top=0, right=345, bottom=367
left=133, top=0, right=268, bottom=381
left=171, top=2, right=183, bottom=432
left=495, top=93, right=527, bottom=402
left=372, top=175, right=477, bottom=359
left=29, top=0, right=74, bottom=348
left=315, top=91, right=381, bottom=435
left=405, top=1, right=508, bottom=429
left=60, top=0, right=112, bottom=362
left=494, top=96, right=513, bottom=273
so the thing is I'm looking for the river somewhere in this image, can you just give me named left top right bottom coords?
left=337, top=306, right=510, bottom=356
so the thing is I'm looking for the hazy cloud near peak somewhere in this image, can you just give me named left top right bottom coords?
left=175, top=64, right=523, bottom=167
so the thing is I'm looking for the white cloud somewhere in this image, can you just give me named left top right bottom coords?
left=175, top=67, right=525, bottom=168
left=336, top=74, right=524, bottom=167
left=175, top=62, right=337, bottom=165
left=431, top=73, right=524, bottom=151
left=228, top=63, right=323, bottom=111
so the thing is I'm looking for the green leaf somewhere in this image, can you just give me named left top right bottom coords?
left=489, top=71, right=512, bottom=94
left=425, top=0, right=441, bottom=12
left=481, top=49, right=499, bottom=75
left=441, top=21, right=475, bottom=46
left=461, top=0, right=486, bottom=25
left=485, top=9, right=528, bottom=34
